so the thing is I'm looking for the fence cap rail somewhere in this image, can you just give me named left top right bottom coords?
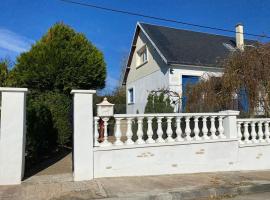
left=113, top=112, right=238, bottom=118
left=237, top=118, right=270, bottom=122
left=0, top=87, right=28, bottom=92
left=219, top=110, right=240, bottom=115
left=71, top=89, right=96, bottom=94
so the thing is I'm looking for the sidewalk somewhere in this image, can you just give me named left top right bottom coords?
left=1, top=170, right=270, bottom=200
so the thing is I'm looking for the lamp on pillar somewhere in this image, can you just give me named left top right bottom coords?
left=96, top=97, right=114, bottom=142
left=97, top=97, right=114, bottom=117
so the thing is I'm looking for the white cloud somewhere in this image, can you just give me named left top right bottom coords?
left=0, top=28, right=33, bottom=54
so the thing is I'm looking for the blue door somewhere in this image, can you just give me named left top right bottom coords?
left=182, top=75, right=199, bottom=112
left=238, top=88, right=249, bottom=113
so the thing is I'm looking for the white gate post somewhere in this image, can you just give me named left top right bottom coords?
left=219, top=110, right=240, bottom=138
left=71, top=89, right=96, bottom=181
left=0, top=87, right=28, bottom=185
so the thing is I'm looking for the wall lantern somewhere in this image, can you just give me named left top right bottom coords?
left=96, top=97, right=114, bottom=117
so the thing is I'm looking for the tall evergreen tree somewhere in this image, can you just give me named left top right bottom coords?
left=8, top=22, right=106, bottom=93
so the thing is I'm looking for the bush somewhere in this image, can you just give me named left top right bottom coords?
left=26, top=95, right=58, bottom=164
left=143, top=91, right=174, bottom=139
left=25, top=92, right=72, bottom=164
left=145, top=92, right=174, bottom=113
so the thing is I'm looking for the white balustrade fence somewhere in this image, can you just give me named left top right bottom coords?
left=94, top=113, right=235, bottom=147
left=237, top=118, right=270, bottom=144
left=71, top=90, right=270, bottom=182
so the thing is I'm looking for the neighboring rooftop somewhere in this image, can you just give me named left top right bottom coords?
left=139, top=22, right=257, bottom=67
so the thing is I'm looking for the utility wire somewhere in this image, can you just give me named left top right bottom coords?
left=59, top=0, right=270, bottom=39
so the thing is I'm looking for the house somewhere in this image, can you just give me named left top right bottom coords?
left=122, top=22, right=256, bottom=114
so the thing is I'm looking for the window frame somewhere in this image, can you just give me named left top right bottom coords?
left=136, top=44, right=148, bottom=68
left=127, top=87, right=135, bottom=105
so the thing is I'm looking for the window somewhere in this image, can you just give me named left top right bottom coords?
left=128, top=87, right=135, bottom=104
left=140, top=48, right=147, bottom=63
left=136, top=45, right=148, bottom=67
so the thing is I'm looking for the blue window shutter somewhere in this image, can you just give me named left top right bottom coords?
left=182, top=75, right=199, bottom=112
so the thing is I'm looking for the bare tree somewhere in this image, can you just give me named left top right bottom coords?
left=186, top=43, right=270, bottom=117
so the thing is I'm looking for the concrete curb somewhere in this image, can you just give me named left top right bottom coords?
left=100, top=182, right=270, bottom=200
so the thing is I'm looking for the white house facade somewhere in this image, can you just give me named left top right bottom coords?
left=123, top=22, right=255, bottom=114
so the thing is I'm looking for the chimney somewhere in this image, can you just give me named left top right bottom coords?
left=235, top=23, right=244, bottom=50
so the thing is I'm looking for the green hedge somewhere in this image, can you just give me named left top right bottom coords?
left=25, top=92, right=72, bottom=165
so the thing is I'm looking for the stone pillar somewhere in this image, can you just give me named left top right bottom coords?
left=0, top=87, right=28, bottom=185
left=71, top=89, right=96, bottom=181
left=219, top=110, right=240, bottom=139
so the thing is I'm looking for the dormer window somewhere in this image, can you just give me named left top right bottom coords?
left=136, top=45, right=148, bottom=67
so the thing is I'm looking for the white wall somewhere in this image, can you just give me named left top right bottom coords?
left=237, top=144, right=270, bottom=171
left=94, top=139, right=239, bottom=178
left=126, top=29, right=169, bottom=114
left=93, top=140, right=270, bottom=178
left=126, top=70, right=169, bottom=114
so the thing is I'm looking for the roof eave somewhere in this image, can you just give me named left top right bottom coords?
left=168, top=62, right=225, bottom=71
left=122, top=23, right=141, bottom=85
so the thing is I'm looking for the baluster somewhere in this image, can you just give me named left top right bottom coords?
left=146, top=117, right=155, bottom=144
left=94, top=117, right=100, bottom=147
left=237, top=122, right=244, bottom=144
left=194, top=116, right=201, bottom=140
left=125, top=118, right=134, bottom=145
left=218, top=116, right=226, bottom=139
left=136, top=117, right=145, bottom=144
left=114, top=118, right=123, bottom=145
left=175, top=117, right=184, bottom=141
left=210, top=116, right=218, bottom=139
left=202, top=116, right=209, bottom=140
left=243, top=122, right=251, bottom=143
left=166, top=117, right=174, bottom=142
left=251, top=121, right=258, bottom=143
left=258, top=121, right=265, bottom=143
left=185, top=117, right=192, bottom=141
left=265, top=121, right=270, bottom=143
left=156, top=117, right=165, bottom=143
left=101, top=117, right=111, bottom=146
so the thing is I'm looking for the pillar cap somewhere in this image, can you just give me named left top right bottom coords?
left=71, top=89, right=96, bottom=94
left=219, top=110, right=240, bottom=115
left=0, top=87, right=28, bottom=92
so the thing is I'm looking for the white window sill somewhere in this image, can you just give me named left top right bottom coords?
left=136, top=60, right=148, bottom=69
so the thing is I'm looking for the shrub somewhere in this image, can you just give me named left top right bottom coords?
left=145, top=92, right=174, bottom=113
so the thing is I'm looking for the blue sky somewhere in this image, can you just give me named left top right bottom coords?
left=0, top=0, right=270, bottom=92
